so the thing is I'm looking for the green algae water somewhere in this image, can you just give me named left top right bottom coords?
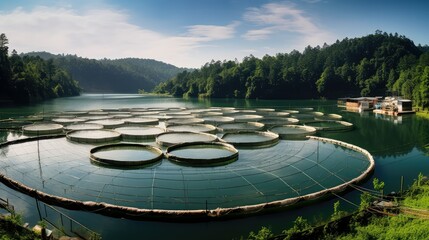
left=92, top=146, right=160, bottom=162
left=1, top=94, right=429, bottom=240
left=168, top=145, right=235, bottom=159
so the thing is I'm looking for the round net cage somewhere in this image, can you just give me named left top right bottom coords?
left=156, top=131, right=218, bottom=147
left=221, top=131, right=279, bottom=148
left=166, top=124, right=217, bottom=134
left=87, top=119, right=125, bottom=129
left=130, top=111, right=160, bottom=116
left=221, top=110, right=239, bottom=115
left=283, top=110, right=299, bottom=114
left=64, top=123, right=104, bottom=131
left=0, top=134, right=373, bottom=220
left=203, top=116, right=235, bottom=125
left=315, top=113, right=343, bottom=121
left=293, top=107, right=314, bottom=112
left=166, top=142, right=238, bottom=166
left=66, top=129, right=121, bottom=143
left=0, top=106, right=375, bottom=221
left=264, top=112, right=290, bottom=117
left=22, top=123, right=64, bottom=135
left=304, top=120, right=354, bottom=132
left=111, top=114, right=133, bottom=119
left=255, top=108, right=275, bottom=113
left=115, top=126, right=165, bottom=141
left=81, top=115, right=113, bottom=121
left=192, top=111, right=223, bottom=118
left=232, top=114, right=264, bottom=123
left=52, top=118, right=87, bottom=125
left=259, top=117, right=300, bottom=128
left=217, top=122, right=265, bottom=132
left=165, top=118, right=205, bottom=126
left=123, top=117, right=159, bottom=126
left=90, top=143, right=163, bottom=167
left=269, top=125, right=317, bottom=140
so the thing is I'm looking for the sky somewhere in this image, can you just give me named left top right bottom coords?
left=0, top=0, right=428, bottom=68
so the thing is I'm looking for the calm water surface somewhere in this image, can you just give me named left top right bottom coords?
left=1, top=94, right=429, bottom=240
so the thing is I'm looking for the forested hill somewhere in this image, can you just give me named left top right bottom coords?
left=154, top=32, right=429, bottom=109
left=0, top=34, right=80, bottom=104
left=24, top=52, right=189, bottom=93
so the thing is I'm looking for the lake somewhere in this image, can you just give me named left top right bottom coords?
left=1, top=94, right=429, bottom=239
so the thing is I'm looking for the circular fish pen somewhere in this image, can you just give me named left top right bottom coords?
left=232, top=114, right=263, bottom=123
left=166, top=142, right=238, bottom=166
left=52, top=118, right=87, bottom=125
left=87, top=119, right=125, bottom=129
left=90, top=143, right=163, bottom=167
left=221, top=131, right=279, bottom=148
left=66, top=129, right=121, bottom=143
left=259, top=117, right=300, bottom=128
left=123, top=117, right=159, bottom=126
left=156, top=131, right=218, bottom=147
left=0, top=106, right=375, bottom=222
left=166, top=124, right=217, bottom=134
left=269, top=125, right=317, bottom=140
left=0, top=135, right=374, bottom=221
left=203, top=116, right=235, bottom=125
left=304, top=120, right=354, bottom=132
left=217, top=122, right=265, bottom=132
left=22, top=123, right=64, bottom=135
left=165, top=118, right=205, bottom=126
left=192, top=111, right=223, bottom=118
left=315, top=113, right=343, bottom=121
left=115, top=126, right=164, bottom=141
left=64, top=123, right=104, bottom=131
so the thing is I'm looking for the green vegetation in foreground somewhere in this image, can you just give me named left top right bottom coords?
left=0, top=34, right=80, bottom=104
left=0, top=213, right=40, bottom=240
left=416, top=110, right=429, bottom=120
left=155, top=31, right=429, bottom=110
left=247, top=175, right=429, bottom=240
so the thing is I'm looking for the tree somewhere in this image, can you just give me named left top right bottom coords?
left=419, top=67, right=429, bottom=109
left=373, top=178, right=385, bottom=197
left=0, top=33, right=12, bottom=96
left=0, top=33, right=8, bottom=48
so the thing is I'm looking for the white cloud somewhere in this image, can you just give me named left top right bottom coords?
left=185, top=21, right=239, bottom=41
left=301, top=0, right=323, bottom=3
left=0, top=6, right=237, bottom=68
left=242, top=2, right=333, bottom=49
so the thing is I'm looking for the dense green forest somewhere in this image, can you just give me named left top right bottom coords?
left=155, top=31, right=429, bottom=109
left=25, top=52, right=189, bottom=93
left=0, top=34, right=80, bottom=103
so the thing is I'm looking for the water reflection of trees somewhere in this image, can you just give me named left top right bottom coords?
left=322, top=113, right=429, bottom=158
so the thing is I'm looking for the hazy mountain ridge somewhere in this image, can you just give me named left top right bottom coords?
left=23, top=52, right=190, bottom=93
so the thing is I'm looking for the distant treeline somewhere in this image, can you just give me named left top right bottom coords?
left=25, top=52, right=190, bottom=93
left=0, top=34, right=80, bottom=103
left=155, top=31, right=429, bottom=109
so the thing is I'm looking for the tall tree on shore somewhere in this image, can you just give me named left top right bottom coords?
left=0, top=33, right=12, bottom=96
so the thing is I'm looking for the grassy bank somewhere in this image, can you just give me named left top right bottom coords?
left=416, top=110, right=429, bottom=120
left=0, top=215, right=40, bottom=240
left=248, top=175, right=429, bottom=240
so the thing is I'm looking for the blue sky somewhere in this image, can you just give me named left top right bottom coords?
left=0, top=0, right=428, bottom=68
